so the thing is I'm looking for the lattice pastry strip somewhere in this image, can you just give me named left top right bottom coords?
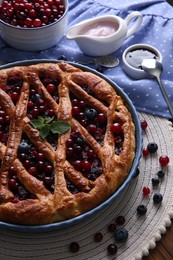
left=0, top=62, right=135, bottom=225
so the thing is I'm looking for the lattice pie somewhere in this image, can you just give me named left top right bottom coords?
left=0, top=62, right=135, bottom=225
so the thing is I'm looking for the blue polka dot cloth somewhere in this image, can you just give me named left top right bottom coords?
left=0, top=0, right=173, bottom=119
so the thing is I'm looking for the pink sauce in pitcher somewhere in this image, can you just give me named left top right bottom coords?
left=79, top=21, right=119, bottom=37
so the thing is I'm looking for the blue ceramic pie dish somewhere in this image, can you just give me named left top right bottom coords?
left=0, top=60, right=142, bottom=232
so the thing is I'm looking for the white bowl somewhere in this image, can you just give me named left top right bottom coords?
left=122, top=44, right=162, bottom=79
left=0, top=0, right=68, bottom=51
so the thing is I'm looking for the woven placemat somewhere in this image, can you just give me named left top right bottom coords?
left=0, top=112, right=173, bottom=260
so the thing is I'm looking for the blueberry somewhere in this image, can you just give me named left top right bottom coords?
left=114, top=228, right=129, bottom=243
left=31, top=93, right=40, bottom=101
left=153, top=193, right=163, bottom=204
left=85, top=108, right=97, bottom=120
left=147, top=142, right=158, bottom=154
left=133, top=168, right=140, bottom=178
left=137, top=205, right=147, bottom=215
left=157, top=170, right=165, bottom=178
left=151, top=177, right=160, bottom=186
left=18, top=141, right=31, bottom=154
left=75, top=137, right=85, bottom=146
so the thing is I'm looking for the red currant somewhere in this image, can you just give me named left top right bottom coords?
left=73, top=160, right=82, bottom=171
left=35, top=152, right=44, bottom=161
left=8, top=179, right=19, bottom=191
left=33, top=18, right=42, bottom=27
left=159, top=155, right=170, bottom=167
left=142, top=148, right=149, bottom=157
left=81, top=160, right=91, bottom=173
left=143, top=187, right=150, bottom=196
left=111, top=122, right=122, bottom=134
left=46, top=83, right=56, bottom=94
left=94, top=232, right=103, bottom=242
left=116, top=216, right=125, bottom=225
left=141, top=119, right=148, bottom=130
left=72, top=106, right=80, bottom=117
left=108, top=223, right=117, bottom=232
left=78, top=100, right=86, bottom=110
left=10, top=91, right=19, bottom=102
left=87, top=124, right=97, bottom=134
left=97, top=113, right=106, bottom=125
left=12, top=197, right=20, bottom=203
left=28, top=166, right=37, bottom=176
left=66, top=138, right=74, bottom=148
left=69, top=242, right=80, bottom=253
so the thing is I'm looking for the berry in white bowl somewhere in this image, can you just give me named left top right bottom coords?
left=0, top=0, right=68, bottom=51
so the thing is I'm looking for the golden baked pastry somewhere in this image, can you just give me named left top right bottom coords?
left=0, top=62, right=135, bottom=225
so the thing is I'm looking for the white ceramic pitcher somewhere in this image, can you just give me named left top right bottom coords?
left=66, top=11, right=142, bottom=56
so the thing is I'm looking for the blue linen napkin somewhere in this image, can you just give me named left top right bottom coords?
left=0, top=0, right=172, bottom=119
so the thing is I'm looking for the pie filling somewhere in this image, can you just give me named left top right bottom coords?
left=0, top=62, right=135, bottom=225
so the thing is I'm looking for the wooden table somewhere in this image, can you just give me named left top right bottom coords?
left=143, top=221, right=173, bottom=260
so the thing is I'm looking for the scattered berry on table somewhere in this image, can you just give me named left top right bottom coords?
left=159, top=155, right=170, bottom=167
left=137, top=205, right=147, bottom=215
left=108, top=223, right=117, bottom=232
left=57, top=55, right=67, bottom=61
left=147, top=142, right=158, bottom=154
left=96, top=66, right=104, bottom=73
left=115, top=215, right=126, bottom=225
left=153, top=193, right=163, bottom=204
left=141, top=119, right=148, bottom=130
left=107, top=244, right=118, bottom=255
left=69, top=242, right=80, bottom=253
left=151, top=177, right=160, bottom=187
left=142, top=148, right=149, bottom=157
left=157, top=170, right=165, bottom=178
left=114, top=228, right=129, bottom=243
left=133, top=168, right=140, bottom=178
left=94, top=232, right=103, bottom=242
left=143, top=187, right=150, bottom=196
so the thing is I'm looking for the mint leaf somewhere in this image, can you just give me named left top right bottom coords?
left=30, top=116, right=45, bottom=129
left=44, top=117, right=54, bottom=125
left=50, top=121, right=71, bottom=134
left=30, top=116, right=71, bottom=138
left=39, top=125, right=50, bottom=139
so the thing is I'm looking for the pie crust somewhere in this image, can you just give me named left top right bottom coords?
left=0, top=62, right=135, bottom=225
